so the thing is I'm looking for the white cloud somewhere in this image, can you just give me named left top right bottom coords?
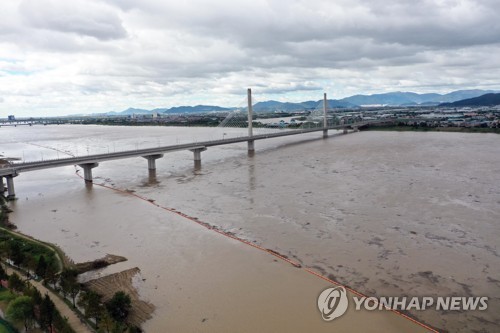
left=1, top=0, right=500, bottom=116
left=19, top=0, right=127, bottom=40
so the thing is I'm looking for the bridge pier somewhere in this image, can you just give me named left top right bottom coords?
left=78, top=163, right=99, bottom=183
left=142, top=154, right=164, bottom=170
left=5, top=175, right=16, bottom=199
left=190, top=147, right=207, bottom=163
left=343, top=128, right=348, bottom=134
left=323, top=93, right=328, bottom=138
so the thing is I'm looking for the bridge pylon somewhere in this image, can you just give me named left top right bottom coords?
left=323, top=92, right=328, bottom=138
left=247, top=88, right=254, bottom=152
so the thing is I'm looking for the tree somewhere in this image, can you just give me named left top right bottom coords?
left=79, top=290, right=103, bottom=327
left=106, top=291, right=131, bottom=323
left=98, top=310, right=116, bottom=333
left=36, top=255, right=48, bottom=279
left=23, top=285, right=43, bottom=306
left=60, top=268, right=80, bottom=305
left=44, top=261, right=58, bottom=288
left=8, top=272, right=25, bottom=293
left=69, top=281, right=81, bottom=308
left=39, top=294, right=56, bottom=331
left=0, top=263, right=7, bottom=280
left=8, top=240, right=24, bottom=267
left=24, top=255, right=37, bottom=277
left=53, top=314, right=74, bottom=333
left=6, top=295, right=35, bottom=331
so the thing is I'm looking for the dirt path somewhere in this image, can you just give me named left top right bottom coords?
left=5, top=266, right=94, bottom=333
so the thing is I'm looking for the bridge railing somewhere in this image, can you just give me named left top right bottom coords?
left=2, top=119, right=381, bottom=168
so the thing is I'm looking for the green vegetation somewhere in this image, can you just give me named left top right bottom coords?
left=0, top=195, right=66, bottom=275
left=0, top=318, right=19, bottom=333
left=78, top=290, right=102, bottom=328
left=6, top=296, right=34, bottom=331
left=0, top=289, right=16, bottom=303
left=0, top=198, right=141, bottom=332
left=0, top=281, right=74, bottom=333
left=0, top=196, right=11, bottom=227
left=0, top=229, right=61, bottom=278
left=106, top=291, right=132, bottom=323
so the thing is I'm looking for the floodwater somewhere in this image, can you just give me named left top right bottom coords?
left=1, top=125, right=499, bottom=332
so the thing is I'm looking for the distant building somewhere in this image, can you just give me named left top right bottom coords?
left=7, top=115, right=15, bottom=121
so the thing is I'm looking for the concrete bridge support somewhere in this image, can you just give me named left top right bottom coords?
left=78, top=163, right=99, bottom=183
left=343, top=128, right=348, bottom=134
left=5, top=175, right=16, bottom=199
left=142, top=154, right=164, bottom=170
left=190, top=147, right=207, bottom=163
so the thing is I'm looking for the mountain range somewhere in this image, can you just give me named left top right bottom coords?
left=439, top=93, right=500, bottom=107
left=103, top=89, right=499, bottom=115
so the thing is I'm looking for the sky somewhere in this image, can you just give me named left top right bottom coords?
left=1, top=0, right=500, bottom=117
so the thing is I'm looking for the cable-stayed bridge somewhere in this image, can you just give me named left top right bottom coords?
left=1, top=90, right=391, bottom=198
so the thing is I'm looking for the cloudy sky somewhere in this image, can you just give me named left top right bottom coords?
left=1, top=0, right=500, bottom=117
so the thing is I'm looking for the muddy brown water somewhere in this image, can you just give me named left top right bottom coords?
left=2, top=125, right=499, bottom=332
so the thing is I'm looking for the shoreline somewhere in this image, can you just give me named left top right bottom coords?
left=363, top=125, right=500, bottom=134
left=0, top=195, right=153, bottom=330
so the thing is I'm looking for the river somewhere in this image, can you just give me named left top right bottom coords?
left=1, top=125, right=499, bottom=332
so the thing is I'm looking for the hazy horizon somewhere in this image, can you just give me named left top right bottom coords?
left=1, top=0, right=500, bottom=117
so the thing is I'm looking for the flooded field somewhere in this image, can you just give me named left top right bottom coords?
left=1, top=125, right=499, bottom=332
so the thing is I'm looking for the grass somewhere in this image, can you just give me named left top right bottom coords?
left=0, top=229, right=61, bottom=272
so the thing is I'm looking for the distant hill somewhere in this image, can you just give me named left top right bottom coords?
left=161, top=105, right=231, bottom=114
left=439, top=93, right=500, bottom=107
left=339, top=90, right=497, bottom=106
left=339, top=92, right=436, bottom=106
left=435, top=90, right=498, bottom=103
left=92, top=89, right=498, bottom=116
left=252, top=99, right=355, bottom=112
left=119, top=107, right=152, bottom=115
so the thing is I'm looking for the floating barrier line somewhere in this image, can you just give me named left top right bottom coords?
left=72, top=165, right=438, bottom=333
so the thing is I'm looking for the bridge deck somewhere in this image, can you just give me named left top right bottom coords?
left=0, top=122, right=381, bottom=177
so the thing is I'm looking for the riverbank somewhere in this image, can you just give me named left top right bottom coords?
left=363, top=124, right=500, bottom=133
left=3, top=265, right=92, bottom=333
left=0, top=194, right=152, bottom=331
